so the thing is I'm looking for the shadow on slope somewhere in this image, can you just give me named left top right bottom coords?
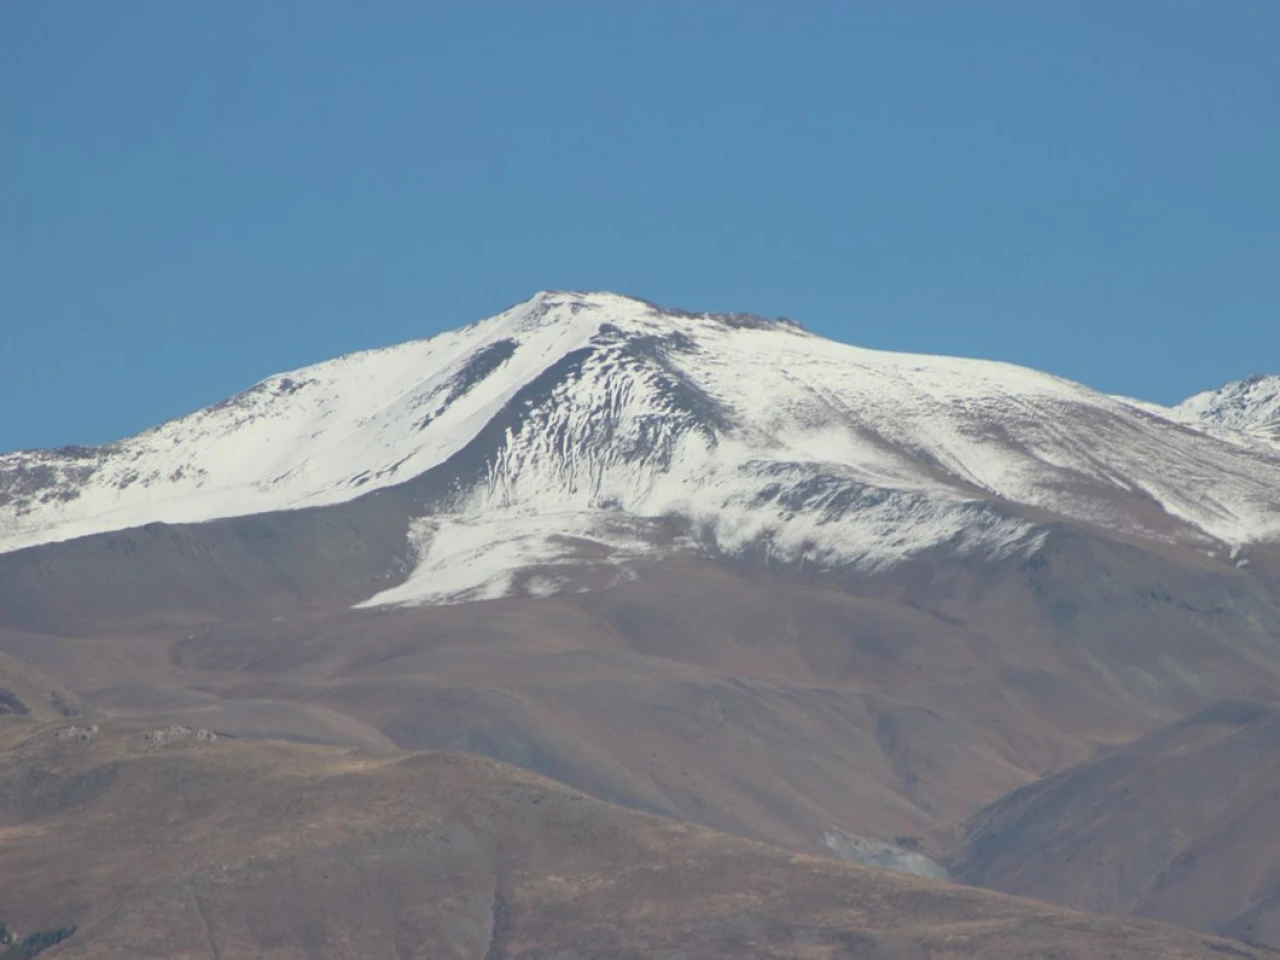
left=950, top=699, right=1280, bottom=949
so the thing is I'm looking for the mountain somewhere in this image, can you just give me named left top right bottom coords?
left=0, top=719, right=1267, bottom=960
left=950, top=700, right=1280, bottom=949
left=3, top=291, right=1278, bottom=609
left=3, top=291, right=1280, bottom=954
left=1176, top=374, right=1280, bottom=448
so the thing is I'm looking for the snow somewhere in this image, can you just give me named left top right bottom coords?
left=0, top=293, right=603, bottom=550
left=3, top=290, right=1279, bottom=608
left=356, top=511, right=662, bottom=606
left=1172, top=374, right=1280, bottom=449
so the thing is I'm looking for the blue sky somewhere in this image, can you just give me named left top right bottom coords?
left=3, top=2, right=1278, bottom=452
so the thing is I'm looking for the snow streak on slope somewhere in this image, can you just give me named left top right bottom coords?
left=4, top=291, right=1280, bottom=606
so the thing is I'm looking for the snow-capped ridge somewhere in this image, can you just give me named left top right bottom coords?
left=1174, top=374, right=1280, bottom=447
left=3, top=291, right=1280, bottom=608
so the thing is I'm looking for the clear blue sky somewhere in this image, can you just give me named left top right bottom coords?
left=4, top=2, right=1278, bottom=452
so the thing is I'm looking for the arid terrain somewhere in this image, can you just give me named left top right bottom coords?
left=4, top=535, right=1280, bottom=955
left=6, top=534, right=1280, bottom=858
left=953, top=698, right=1280, bottom=949
left=1, top=717, right=1272, bottom=960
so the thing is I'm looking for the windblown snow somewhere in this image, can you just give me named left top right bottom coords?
left=1174, top=375, right=1280, bottom=449
left=3, top=291, right=1278, bottom=605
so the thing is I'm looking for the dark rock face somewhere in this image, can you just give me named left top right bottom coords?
left=0, top=448, right=102, bottom=516
left=414, top=338, right=517, bottom=431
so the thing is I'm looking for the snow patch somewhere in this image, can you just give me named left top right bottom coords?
left=357, top=511, right=664, bottom=607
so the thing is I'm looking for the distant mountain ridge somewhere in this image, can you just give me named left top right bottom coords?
left=1176, top=374, right=1280, bottom=446
left=2, top=291, right=1278, bottom=605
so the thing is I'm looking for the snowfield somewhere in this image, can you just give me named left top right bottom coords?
left=3, top=291, right=1278, bottom=604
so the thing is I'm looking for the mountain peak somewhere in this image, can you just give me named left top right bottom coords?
left=504, top=290, right=806, bottom=337
left=1175, top=374, right=1280, bottom=442
left=3, top=296, right=1279, bottom=607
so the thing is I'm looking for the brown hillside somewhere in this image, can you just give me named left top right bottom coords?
left=951, top=699, right=1280, bottom=948
left=0, top=721, right=1269, bottom=960
left=5, top=535, right=1280, bottom=863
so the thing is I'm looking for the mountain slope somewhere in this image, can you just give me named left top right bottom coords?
left=0, top=721, right=1268, bottom=960
left=4, top=293, right=1280, bottom=954
left=6, top=534, right=1280, bottom=873
left=4, top=291, right=1279, bottom=606
left=949, top=700, right=1280, bottom=949
left=0, top=650, right=92, bottom=736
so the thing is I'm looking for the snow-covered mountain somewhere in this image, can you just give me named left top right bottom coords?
left=3, top=291, right=1279, bottom=605
left=1175, top=375, right=1280, bottom=447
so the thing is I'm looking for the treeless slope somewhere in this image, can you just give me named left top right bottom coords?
left=4, top=532, right=1280, bottom=865
left=0, top=722, right=1268, bottom=960
left=950, top=699, right=1280, bottom=948
left=0, top=650, right=93, bottom=743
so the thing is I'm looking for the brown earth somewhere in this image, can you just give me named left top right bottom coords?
left=4, top=506, right=1280, bottom=952
left=3, top=529, right=1280, bottom=865
left=950, top=698, right=1280, bottom=949
left=0, top=719, right=1271, bottom=960
left=0, top=650, right=94, bottom=740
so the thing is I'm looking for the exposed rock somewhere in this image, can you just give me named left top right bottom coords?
left=135, top=725, right=217, bottom=750
left=822, top=829, right=950, bottom=881
left=53, top=724, right=98, bottom=742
